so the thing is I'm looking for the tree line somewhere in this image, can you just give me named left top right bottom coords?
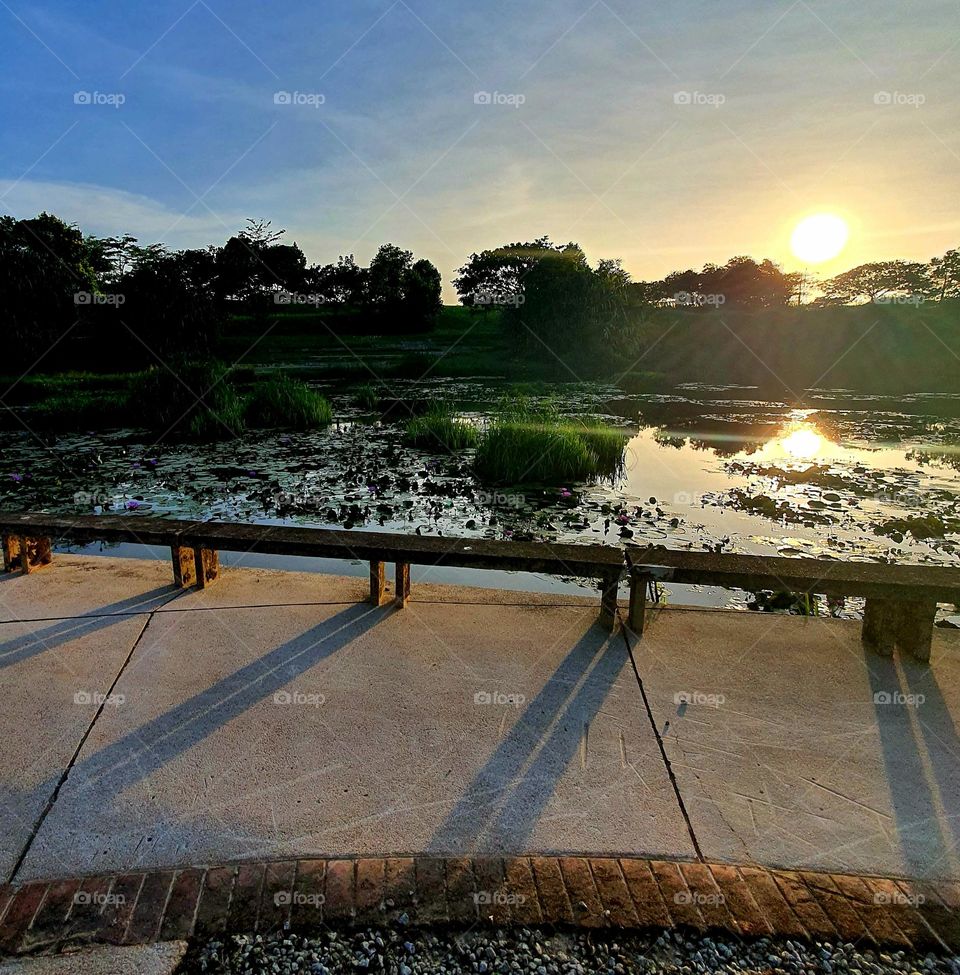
left=454, top=238, right=960, bottom=354
left=0, top=213, right=442, bottom=368
left=2, top=211, right=957, bottom=370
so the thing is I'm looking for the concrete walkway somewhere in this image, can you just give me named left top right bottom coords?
left=0, top=556, right=957, bottom=889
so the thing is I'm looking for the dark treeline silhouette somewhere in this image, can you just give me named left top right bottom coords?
left=0, top=213, right=442, bottom=369
left=454, top=237, right=960, bottom=364
left=2, top=213, right=958, bottom=379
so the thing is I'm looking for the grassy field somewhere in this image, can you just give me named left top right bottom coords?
left=619, top=300, right=960, bottom=393
left=218, top=306, right=529, bottom=380
left=222, top=301, right=960, bottom=393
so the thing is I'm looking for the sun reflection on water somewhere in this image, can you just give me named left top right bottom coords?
left=779, top=425, right=824, bottom=460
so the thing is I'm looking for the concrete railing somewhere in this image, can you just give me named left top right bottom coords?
left=2, top=512, right=957, bottom=659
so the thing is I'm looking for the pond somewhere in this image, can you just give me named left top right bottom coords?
left=2, top=380, right=959, bottom=620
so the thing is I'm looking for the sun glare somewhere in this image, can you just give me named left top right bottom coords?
left=790, top=213, right=849, bottom=264
left=780, top=426, right=824, bottom=460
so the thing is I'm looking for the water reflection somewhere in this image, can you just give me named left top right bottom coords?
left=778, top=425, right=824, bottom=461
left=0, top=381, right=957, bottom=614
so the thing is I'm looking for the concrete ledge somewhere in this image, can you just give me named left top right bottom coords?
left=1, top=857, right=958, bottom=957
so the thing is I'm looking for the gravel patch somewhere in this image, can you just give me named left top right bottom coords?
left=181, top=926, right=960, bottom=975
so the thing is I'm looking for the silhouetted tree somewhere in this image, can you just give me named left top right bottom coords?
left=820, top=261, right=931, bottom=303
left=0, top=212, right=97, bottom=365
left=453, top=238, right=565, bottom=307
left=929, top=248, right=960, bottom=301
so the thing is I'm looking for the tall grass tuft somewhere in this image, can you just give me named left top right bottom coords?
left=246, top=374, right=333, bottom=430
left=405, top=404, right=479, bottom=451
left=475, top=406, right=627, bottom=484
left=353, top=383, right=381, bottom=410
left=128, top=361, right=247, bottom=440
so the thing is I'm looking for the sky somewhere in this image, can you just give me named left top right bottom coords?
left=1, top=0, right=958, bottom=299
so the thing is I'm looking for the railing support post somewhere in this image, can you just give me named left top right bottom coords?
left=2, top=534, right=20, bottom=572
left=369, top=560, right=386, bottom=605
left=862, top=598, right=895, bottom=656
left=895, top=597, right=937, bottom=663
left=395, top=562, right=411, bottom=608
left=171, top=545, right=196, bottom=588
left=598, top=571, right=620, bottom=631
left=14, top=535, right=52, bottom=574
left=194, top=546, right=220, bottom=589
left=627, top=571, right=650, bottom=636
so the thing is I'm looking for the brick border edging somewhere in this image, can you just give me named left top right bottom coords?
left=1, top=857, right=958, bottom=958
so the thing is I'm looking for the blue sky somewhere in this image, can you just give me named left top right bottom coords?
left=1, top=0, right=957, bottom=297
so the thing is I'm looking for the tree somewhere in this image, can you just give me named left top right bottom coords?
left=0, top=212, right=97, bottom=365
left=453, top=237, right=565, bottom=307
left=308, top=255, right=369, bottom=304
left=820, top=261, right=931, bottom=304
left=368, top=243, right=414, bottom=308
left=214, top=219, right=295, bottom=302
left=259, top=242, right=306, bottom=294
left=403, top=258, right=443, bottom=326
left=366, top=244, right=441, bottom=331
left=929, top=248, right=960, bottom=301
left=118, top=248, right=222, bottom=358
left=504, top=244, right=631, bottom=355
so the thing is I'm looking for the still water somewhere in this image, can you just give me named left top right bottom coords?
left=3, top=381, right=958, bottom=618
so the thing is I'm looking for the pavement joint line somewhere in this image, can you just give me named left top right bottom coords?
left=6, top=610, right=159, bottom=886
left=617, top=610, right=704, bottom=862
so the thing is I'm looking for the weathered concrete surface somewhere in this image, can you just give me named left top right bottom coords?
left=0, top=558, right=178, bottom=623
left=18, top=560, right=686, bottom=879
left=632, top=604, right=960, bottom=881
left=2, top=555, right=958, bottom=887
left=0, top=612, right=149, bottom=882
left=0, top=941, right=186, bottom=974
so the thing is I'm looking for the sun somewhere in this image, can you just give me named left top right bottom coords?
left=790, top=213, right=849, bottom=264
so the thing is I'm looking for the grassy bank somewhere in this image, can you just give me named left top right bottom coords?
left=221, top=301, right=960, bottom=394
left=618, top=300, right=960, bottom=394
left=6, top=367, right=332, bottom=439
